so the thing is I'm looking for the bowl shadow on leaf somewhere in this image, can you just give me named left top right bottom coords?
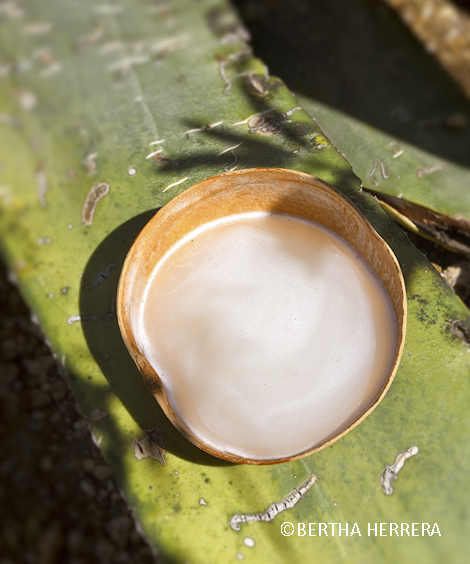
left=79, top=209, right=234, bottom=467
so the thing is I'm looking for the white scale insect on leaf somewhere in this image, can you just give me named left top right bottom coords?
left=146, top=149, right=163, bottom=160
left=223, top=150, right=239, bottom=172
left=390, top=141, right=404, bottom=159
left=218, top=142, right=243, bottom=156
left=162, top=176, right=188, bottom=193
left=369, top=161, right=379, bottom=186
left=229, top=472, right=317, bottom=531
left=417, top=165, right=446, bottom=178
left=379, top=162, right=390, bottom=179
left=380, top=445, right=419, bottom=495
left=184, top=121, right=223, bottom=134
left=217, top=57, right=231, bottom=91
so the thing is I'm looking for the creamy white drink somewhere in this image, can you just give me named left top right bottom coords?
left=135, top=212, right=397, bottom=460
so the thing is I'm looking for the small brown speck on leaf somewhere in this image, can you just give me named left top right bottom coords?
left=153, top=152, right=178, bottom=167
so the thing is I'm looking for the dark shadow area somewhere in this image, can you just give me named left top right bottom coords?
left=232, top=0, right=470, bottom=169
left=0, top=256, right=161, bottom=563
left=79, top=210, right=234, bottom=467
left=171, top=80, right=321, bottom=171
left=157, top=113, right=358, bottom=198
left=454, top=0, right=470, bottom=13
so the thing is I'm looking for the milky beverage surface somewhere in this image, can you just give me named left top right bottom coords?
left=136, top=212, right=397, bottom=459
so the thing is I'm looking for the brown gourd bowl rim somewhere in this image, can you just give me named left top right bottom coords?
left=117, top=168, right=407, bottom=465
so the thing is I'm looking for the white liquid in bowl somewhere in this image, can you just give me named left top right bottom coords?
left=135, top=212, right=397, bottom=460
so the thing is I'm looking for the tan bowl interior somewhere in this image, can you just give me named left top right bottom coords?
left=117, top=168, right=406, bottom=465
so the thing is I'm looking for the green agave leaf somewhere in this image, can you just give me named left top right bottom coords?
left=235, top=0, right=470, bottom=219
left=1, top=1, right=470, bottom=563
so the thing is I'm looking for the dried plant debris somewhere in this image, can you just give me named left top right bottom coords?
left=386, top=0, right=470, bottom=99
left=152, top=152, right=178, bottom=167
left=380, top=446, right=419, bottom=495
left=246, top=112, right=280, bottom=135
left=81, top=182, right=110, bottom=225
left=131, top=428, right=166, bottom=466
left=246, top=107, right=302, bottom=136
left=364, top=188, right=470, bottom=254
left=229, top=473, right=316, bottom=531
left=245, top=72, right=268, bottom=95
left=450, top=319, right=470, bottom=346
left=441, top=261, right=470, bottom=304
